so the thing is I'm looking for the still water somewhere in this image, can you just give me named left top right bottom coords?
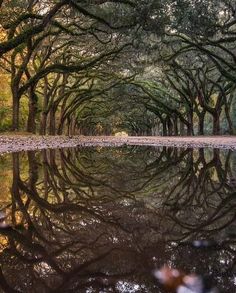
left=0, top=146, right=235, bottom=293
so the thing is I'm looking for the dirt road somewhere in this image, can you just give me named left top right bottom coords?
left=0, top=135, right=236, bottom=154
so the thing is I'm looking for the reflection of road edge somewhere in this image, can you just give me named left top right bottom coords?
left=0, top=135, right=236, bottom=154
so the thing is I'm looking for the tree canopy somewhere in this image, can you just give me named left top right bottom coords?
left=1, top=0, right=236, bottom=135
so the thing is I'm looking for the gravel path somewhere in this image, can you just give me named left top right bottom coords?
left=0, top=135, right=236, bottom=154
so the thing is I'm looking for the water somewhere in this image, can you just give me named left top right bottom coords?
left=0, top=146, right=235, bottom=292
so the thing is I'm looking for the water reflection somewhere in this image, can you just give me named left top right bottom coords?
left=0, top=147, right=235, bottom=292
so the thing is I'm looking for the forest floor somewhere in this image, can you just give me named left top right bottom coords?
left=0, top=135, right=236, bottom=154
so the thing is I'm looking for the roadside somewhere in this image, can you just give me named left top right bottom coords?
left=0, top=135, right=236, bottom=154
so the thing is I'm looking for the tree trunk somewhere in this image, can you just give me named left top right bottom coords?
left=27, top=88, right=38, bottom=133
left=40, top=112, right=47, bottom=135
left=40, top=80, right=50, bottom=135
left=12, top=93, right=20, bottom=131
left=167, top=118, right=173, bottom=136
left=179, top=120, right=185, bottom=136
left=162, top=119, right=167, bottom=136
left=49, top=108, right=56, bottom=135
left=57, top=99, right=67, bottom=135
left=213, top=112, right=220, bottom=135
left=173, top=116, right=178, bottom=135
left=187, top=111, right=194, bottom=136
left=198, top=112, right=205, bottom=135
left=187, top=124, right=193, bottom=136
left=67, top=118, right=71, bottom=136
left=225, top=104, right=234, bottom=134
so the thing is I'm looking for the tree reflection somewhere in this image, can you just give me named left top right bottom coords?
left=0, top=147, right=235, bottom=292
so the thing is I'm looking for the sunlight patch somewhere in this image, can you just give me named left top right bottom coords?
left=114, top=132, right=128, bottom=137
